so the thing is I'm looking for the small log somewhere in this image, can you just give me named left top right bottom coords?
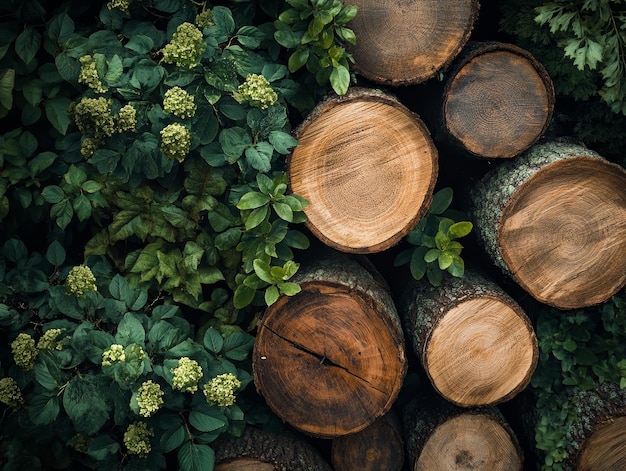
left=344, top=0, right=479, bottom=85
left=252, top=250, right=407, bottom=438
left=331, top=410, right=404, bottom=471
left=399, top=268, right=538, bottom=407
left=469, top=139, right=626, bottom=309
left=287, top=87, right=438, bottom=254
left=214, top=426, right=332, bottom=471
left=435, top=41, right=554, bottom=159
left=403, top=393, right=524, bottom=471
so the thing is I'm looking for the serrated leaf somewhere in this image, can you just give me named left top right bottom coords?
left=189, top=410, right=227, bottom=432
left=222, top=331, right=254, bottom=361
left=178, top=442, right=215, bottom=471
left=0, top=68, right=14, bottom=114
left=45, top=97, right=72, bottom=135
left=105, top=54, right=123, bottom=83
left=63, top=374, right=110, bottom=435
left=203, top=327, right=224, bottom=353
left=268, top=130, right=299, bottom=154
left=15, top=26, right=41, bottom=64
left=115, top=312, right=146, bottom=345
left=46, top=240, right=66, bottom=266
left=161, top=424, right=186, bottom=453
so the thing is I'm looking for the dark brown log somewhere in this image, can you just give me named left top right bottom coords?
left=252, top=251, right=407, bottom=438
left=469, top=139, right=626, bottom=309
left=403, top=393, right=524, bottom=471
left=436, top=41, right=554, bottom=159
left=399, top=268, right=538, bottom=407
left=287, top=87, right=438, bottom=254
left=214, top=426, right=332, bottom=471
left=344, top=0, right=479, bottom=85
left=331, top=410, right=404, bottom=471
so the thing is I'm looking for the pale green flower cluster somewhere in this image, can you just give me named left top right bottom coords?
left=237, top=74, right=278, bottom=109
left=161, top=22, right=206, bottom=68
left=203, top=373, right=241, bottom=407
left=195, top=10, right=214, bottom=28
left=11, top=333, right=38, bottom=370
left=117, top=104, right=137, bottom=132
left=136, top=380, right=164, bottom=417
left=68, top=434, right=92, bottom=453
left=102, top=344, right=125, bottom=366
left=65, top=265, right=97, bottom=297
left=163, top=87, right=197, bottom=119
left=124, top=421, right=153, bottom=457
left=0, top=377, right=24, bottom=410
left=37, top=328, right=65, bottom=351
left=107, top=0, right=131, bottom=13
left=160, top=123, right=191, bottom=162
left=78, top=55, right=107, bottom=93
left=80, top=137, right=98, bottom=158
left=73, top=97, right=116, bottom=139
left=171, top=357, right=203, bottom=393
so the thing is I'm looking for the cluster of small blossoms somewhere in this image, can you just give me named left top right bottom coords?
left=171, top=357, right=203, bottom=393
left=65, top=265, right=97, bottom=297
left=163, top=87, right=197, bottom=119
left=195, top=10, right=214, bottom=28
left=0, top=377, right=24, bottom=410
left=136, top=380, right=164, bottom=417
left=11, top=333, right=38, bottom=370
left=161, top=22, right=206, bottom=68
left=117, top=104, right=137, bottom=132
left=107, top=0, right=131, bottom=13
left=160, top=123, right=191, bottom=162
left=80, top=137, right=98, bottom=159
left=203, top=373, right=241, bottom=407
left=124, top=422, right=154, bottom=457
left=78, top=55, right=107, bottom=93
left=102, top=344, right=126, bottom=366
left=68, top=434, right=92, bottom=453
left=73, top=97, right=116, bottom=138
left=236, top=74, right=278, bottom=109
left=37, top=328, right=65, bottom=351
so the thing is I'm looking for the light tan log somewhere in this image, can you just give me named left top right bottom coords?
left=469, top=139, right=626, bottom=309
left=403, top=393, right=524, bottom=471
left=344, top=0, right=479, bottom=85
left=399, top=268, right=538, bottom=407
left=331, top=410, right=404, bottom=471
left=252, top=251, right=407, bottom=438
left=438, top=41, right=554, bottom=159
left=287, top=87, right=438, bottom=254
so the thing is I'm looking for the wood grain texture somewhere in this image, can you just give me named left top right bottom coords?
left=344, top=0, right=479, bottom=84
left=288, top=88, right=437, bottom=253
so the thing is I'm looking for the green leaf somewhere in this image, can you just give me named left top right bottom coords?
left=29, top=151, right=56, bottom=175
left=278, top=281, right=301, bottom=296
left=245, top=206, right=269, bottom=230
left=105, top=54, right=123, bottom=83
left=42, top=185, right=65, bottom=203
left=438, top=251, right=454, bottom=270
left=253, top=258, right=274, bottom=284
left=448, top=255, right=465, bottom=278
left=63, top=374, right=111, bottom=435
left=424, top=248, right=440, bottom=263
left=245, top=144, right=273, bottom=172
left=237, top=26, right=265, bottom=49
left=219, top=127, right=251, bottom=159
left=189, top=409, right=227, bottom=432
left=330, top=64, right=350, bottom=95
left=203, top=327, right=224, bottom=354
left=50, top=200, right=73, bottom=229
left=45, top=97, right=72, bottom=134
left=272, top=202, right=293, bottom=222
left=268, top=130, right=299, bottom=154
left=73, top=194, right=91, bottom=221
left=448, top=221, right=473, bottom=239
left=47, top=12, right=75, bottom=43
left=15, top=26, right=41, bottom=64
left=233, top=284, right=255, bottom=309
left=265, top=285, right=279, bottom=305
left=222, top=332, right=254, bottom=361
left=409, top=247, right=428, bottom=280
left=125, top=35, right=154, bottom=54
left=288, top=48, right=310, bottom=72
left=46, top=240, right=66, bottom=266
left=0, top=68, right=15, bottom=115
left=160, top=424, right=186, bottom=453
left=87, top=434, right=120, bottom=461
left=178, top=442, right=215, bottom=471
left=274, top=29, right=302, bottom=49
left=28, top=393, right=60, bottom=425
left=429, top=188, right=453, bottom=215
left=237, top=192, right=270, bottom=210
left=427, top=265, right=443, bottom=286
left=115, top=312, right=146, bottom=345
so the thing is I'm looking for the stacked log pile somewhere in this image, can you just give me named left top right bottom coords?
left=239, top=0, right=626, bottom=470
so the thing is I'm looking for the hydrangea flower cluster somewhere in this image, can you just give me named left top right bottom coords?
left=161, top=22, right=206, bottom=68
left=160, top=123, right=191, bottom=162
left=0, top=377, right=24, bottom=410
left=68, top=434, right=92, bottom=453
left=124, top=422, right=154, bottom=457
left=195, top=10, right=214, bottom=28
left=65, top=265, right=97, bottom=297
left=102, top=344, right=126, bottom=366
left=117, top=104, right=137, bottom=132
left=73, top=97, right=116, bottom=139
left=136, top=380, right=164, bottom=417
left=11, top=333, right=38, bottom=370
left=163, top=87, right=197, bottom=119
left=107, top=0, right=131, bottom=13
left=78, top=55, right=107, bottom=93
left=203, top=373, right=241, bottom=407
left=37, top=328, right=65, bottom=351
left=236, top=74, right=278, bottom=109
left=171, top=357, right=203, bottom=393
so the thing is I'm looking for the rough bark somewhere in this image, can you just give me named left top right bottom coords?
left=287, top=87, right=438, bottom=254
left=344, top=0, right=479, bottom=85
left=331, top=410, right=404, bottom=471
left=437, top=41, right=554, bottom=159
left=403, top=392, right=524, bottom=471
left=214, top=426, right=332, bottom=471
left=252, top=250, right=407, bottom=438
left=469, top=139, right=626, bottom=309
left=399, top=268, right=538, bottom=407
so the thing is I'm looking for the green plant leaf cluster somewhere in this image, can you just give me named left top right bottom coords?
left=530, top=291, right=626, bottom=470
left=273, top=0, right=358, bottom=95
left=394, top=188, right=473, bottom=286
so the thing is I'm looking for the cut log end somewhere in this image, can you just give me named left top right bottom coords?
left=426, top=297, right=537, bottom=407
left=253, top=279, right=406, bottom=438
left=578, top=416, right=626, bottom=470
left=216, top=458, right=274, bottom=471
left=414, top=414, right=522, bottom=471
left=346, top=0, right=479, bottom=84
left=288, top=89, right=438, bottom=254
left=443, top=45, right=554, bottom=158
left=499, top=157, right=626, bottom=309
